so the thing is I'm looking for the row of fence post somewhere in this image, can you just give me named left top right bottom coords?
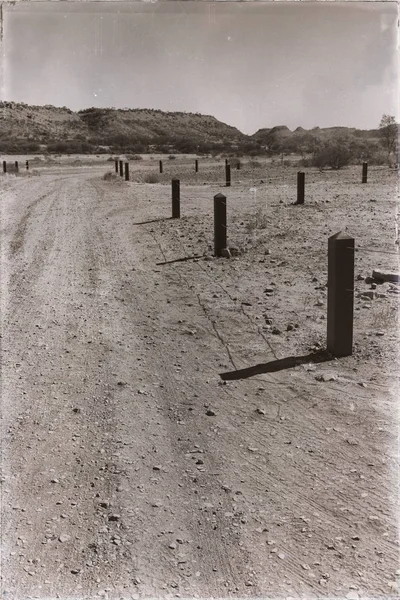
left=295, top=164, right=367, bottom=204
left=168, top=180, right=354, bottom=358
left=112, top=159, right=368, bottom=192
left=2, top=160, right=29, bottom=173
left=115, top=159, right=130, bottom=181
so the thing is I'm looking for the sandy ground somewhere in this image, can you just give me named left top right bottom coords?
left=0, top=161, right=399, bottom=599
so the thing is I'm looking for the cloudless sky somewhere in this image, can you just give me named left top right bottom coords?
left=2, top=1, right=399, bottom=134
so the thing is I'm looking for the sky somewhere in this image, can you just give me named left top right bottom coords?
left=2, top=1, right=399, bottom=135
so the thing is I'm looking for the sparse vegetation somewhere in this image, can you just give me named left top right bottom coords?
left=0, top=102, right=398, bottom=168
left=144, top=173, right=160, bottom=184
left=127, top=154, right=143, bottom=161
left=379, top=114, right=398, bottom=166
left=102, top=171, right=120, bottom=182
left=246, top=207, right=269, bottom=232
left=312, top=137, right=353, bottom=170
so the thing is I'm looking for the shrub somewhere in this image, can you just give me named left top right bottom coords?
left=144, top=173, right=160, bottom=184
left=248, top=160, right=263, bottom=168
left=297, top=157, right=313, bottom=168
left=312, top=138, right=353, bottom=170
left=168, top=155, right=176, bottom=160
left=246, top=207, right=269, bottom=232
left=103, top=171, right=119, bottom=181
left=127, top=154, right=143, bottom=161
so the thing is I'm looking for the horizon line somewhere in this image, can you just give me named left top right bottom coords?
left=0, top=99, right=385, bottom=136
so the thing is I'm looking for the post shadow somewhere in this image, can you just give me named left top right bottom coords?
left=220, top=349, right=331, bottom=381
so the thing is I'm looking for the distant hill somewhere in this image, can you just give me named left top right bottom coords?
left=252, top=124, right=382, bottom=146
left=78, top=107, right=246, bottom=144
left=0, top=101, right=248, bottom=154
left=0, top=101, right=389, bottom=157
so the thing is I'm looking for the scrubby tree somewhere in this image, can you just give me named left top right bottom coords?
left=312, top=136, right=354, bottom=170
left=379, top=114, right=398, bottom=165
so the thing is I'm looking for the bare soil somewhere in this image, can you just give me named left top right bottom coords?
left=0, top=160, right=399, bottom=599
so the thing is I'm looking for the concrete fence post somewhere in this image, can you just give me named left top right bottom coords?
left=115, top=159, right=119, bottom=173
left=119, top=160, right=123, bottom=177
left=124, top=162, right=130, bottom=181
left=159, top=160, right=163, bottom=174
left=225, top=163, right=231, bottom=187
left=3, top=161, right=6, bottom=173
left=195, top=159, right=198, bottom=173
left=214, top=193, right=227, bottom=257
left=362, top=162, right=368, bottom=184
left=172, top=179, right=180, bottom=219
left=297, top=171, right=305, bottom=204
left=15, top=161, right=19, bottom=173
left=327, top=231, right=355, bottom=357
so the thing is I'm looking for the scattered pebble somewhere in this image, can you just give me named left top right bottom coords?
left=108, top=514, right=120, bottom=522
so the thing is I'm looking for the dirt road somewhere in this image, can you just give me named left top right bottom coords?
left=1, top=166, right=399, bottom=599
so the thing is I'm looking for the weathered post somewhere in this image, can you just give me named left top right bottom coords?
left=172, top=178, right=180, bottom=219
left=214, top=193, right=227, bottom=257
left=3, top=161, right=6, bottom=173
left=297, top=171, right=305, bottom=204
left=115, top=159, right=119, bottom=173
left=124, top=162, right=129, bottom=181
left=327, top=231, right=355, bottom=357
left=159, top=160, right=163, bottom=174
left=15, top=161, right=19, bottom=173
left=26, top=160, right=29, bottom=170
left=362, top=162, right=368, bottom=184
left=225, top=163, right=231, bottom=187
left=119, top=160, right=123, bottom=177
left=237, top=160, right=241, bottom=170
left=195, top=159, right=198, bottom=173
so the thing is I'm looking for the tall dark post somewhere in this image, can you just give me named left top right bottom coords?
left=119, top=160, right=123, bottom=177
left=195, top=159, right=198, bottom=173
left=237, top=160, right=241, bottom=170
left=159, top=160, right=163, bottom=174
left=26, top=160, right=29, bottom=170
left=124, top=162, right=129, bottom=181
left=115, top=159, right=119, bottom=173
left=172, top=179, right=180, bottom=219
left=362, top=162, right=368, bottom=184
left=327, top=232, right=355, bottom=357
left=3, top=161, right=6, bottom=173
left=225, top=163, right=231, bottom=187
left=214, top=193, right=227, bottom=257
left=297, top=171, right=305, bottom=204
left=15, top=161, right=19, bottom=173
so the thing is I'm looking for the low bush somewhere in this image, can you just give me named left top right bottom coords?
left=144, top=173, right=160, bottom=184
left=127, top=154, right=143, bottom=161
left=246, top=207, right=269, bottom=232
left=103, top=171, right=119, bottom=181
left=248, top=160, right=263, bottom=168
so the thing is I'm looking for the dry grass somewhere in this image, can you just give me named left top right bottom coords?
left=246, top=207, right=269, bottom=232
left=144, top=173, right=160, bottom=184
left=103, top=171, right=121, bottom=182
left=371, top=300, right=398, bottom=331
